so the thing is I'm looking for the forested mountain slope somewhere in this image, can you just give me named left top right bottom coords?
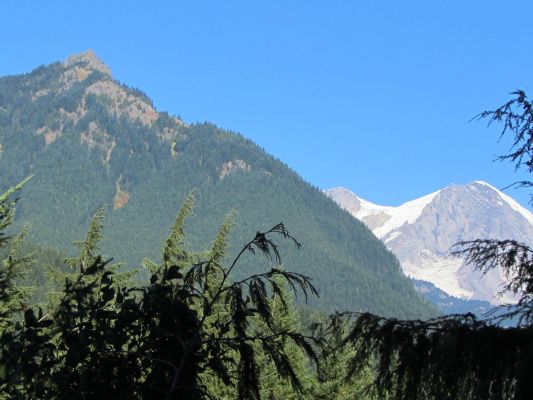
left=0, top=50, right=434, bottom=317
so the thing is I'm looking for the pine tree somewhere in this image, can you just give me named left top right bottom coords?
left=0, top=178, right=38, bottom=399
left=197, top=213, right=240, bottom=399
left=0, top=177, right=33, bottom=331
left=45, top=206, right=135, bottom=307
left=312, top=343, right=377, bottom=400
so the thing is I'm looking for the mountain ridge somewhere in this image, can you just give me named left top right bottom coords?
left=0, top=51, right=436, bottom=318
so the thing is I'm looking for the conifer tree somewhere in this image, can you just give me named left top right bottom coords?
left=258, top=274, right=312, bottom=400
left=197, top=213, right=240, bottom=399
left=0, top=177, right=32, bottom=331
left=45, top=206, right=135, bottom=307
left=0, top=177, right=42, bottom=399
left=313, top=345, right=376, bottom=399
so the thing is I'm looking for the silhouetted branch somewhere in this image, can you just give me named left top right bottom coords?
left=452, top=239, right=533, bottom=326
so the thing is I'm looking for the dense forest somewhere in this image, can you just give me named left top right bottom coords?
left=0, top=181, right=384, bottom=399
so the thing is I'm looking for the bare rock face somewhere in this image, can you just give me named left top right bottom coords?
left=326, top=187, right=362, bottom=215
left=219, top=159, right=251, bottom=180
left=62, top=50, right=171, bottom=128
left=84, top=80, right=159, bottom=125
left=326, top=181, right=533, bottom=305
left=31, top=51, right=186, bottom=160
left=113, top=177, right=130, bottom=210
left=64, top=49, right=112, bottom=77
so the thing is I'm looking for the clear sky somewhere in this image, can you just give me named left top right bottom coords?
left=2, top=1, right=533, bottom=207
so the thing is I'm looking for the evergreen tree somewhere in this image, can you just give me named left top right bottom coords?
left=45, top=206, right=135, bottom=308
left=0, top=177, right=32, bottom=330
left=313, top=344, right=377, bottom=400
left=258, top=274, right=312, bottom=400
left=0, top=178, right=44, bottom=399
left=309, top=310, right=379, bottom=400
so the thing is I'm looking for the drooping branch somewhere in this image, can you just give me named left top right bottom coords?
left=199, top=222, right=304, bottom=328
left=474, top=90, right=533, bottom=202
left=475, top=90, right=533, bottom=169
left=336, top=311, right=533, bottom=400
left=451, top=239, right=533, bottom=325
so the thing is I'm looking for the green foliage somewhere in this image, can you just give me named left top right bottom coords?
left=308, top=310, right=380, bottom=400
left=0, top=178, right=32, bottom=331
left=65, top=206, right=106, bottom=271
left=0, top=191, right=324, bottom=399
left=313, top=344, right=378, bottom=400
left=161, top=191, right=196, bottom=270
left=257, top=275, right=314, bottom=400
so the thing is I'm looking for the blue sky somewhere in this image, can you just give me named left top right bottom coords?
left=2, top=1, right=533, bottom=207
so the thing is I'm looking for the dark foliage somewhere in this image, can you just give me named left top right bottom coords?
left=452, top=239, right=533, bottom=326
left=0, top=189, right=320, bottom=399
left=330, top=311, right=533, bottom=400
left=474, top=90, right=533, bottom=193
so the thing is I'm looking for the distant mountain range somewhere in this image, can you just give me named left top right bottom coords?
left=0, top=50, right=435, bottom=318
left=326, top=181, right=533, bottom=314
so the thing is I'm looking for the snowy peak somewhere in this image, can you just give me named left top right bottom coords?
left=327, top=181, right=533, bottom=242
left=326, top=181, right=533, bottom=305
left=471, top=181, right=533, bottom=225
left=325, top=186, right=441, bottom=238
left=325, top=187, right=366, bottom=215
left=325, top=187, right=394, bottom=231
left=374, top=189, right=441, bottom=239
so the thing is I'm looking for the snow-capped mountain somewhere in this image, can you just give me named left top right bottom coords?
left=325, top=181, right=533, bottom=305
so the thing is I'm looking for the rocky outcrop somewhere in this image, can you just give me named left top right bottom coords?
left=85, top=80, right=158, bottom=126
left=64, top=49, right=112, bottom=79
left=30, top=50, right=187, bottom=153
left=113, top=177, right=130, bottom=210
left=79, top=121, right=116, bottom=163
left=219, top=159, right=251, bottom=180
